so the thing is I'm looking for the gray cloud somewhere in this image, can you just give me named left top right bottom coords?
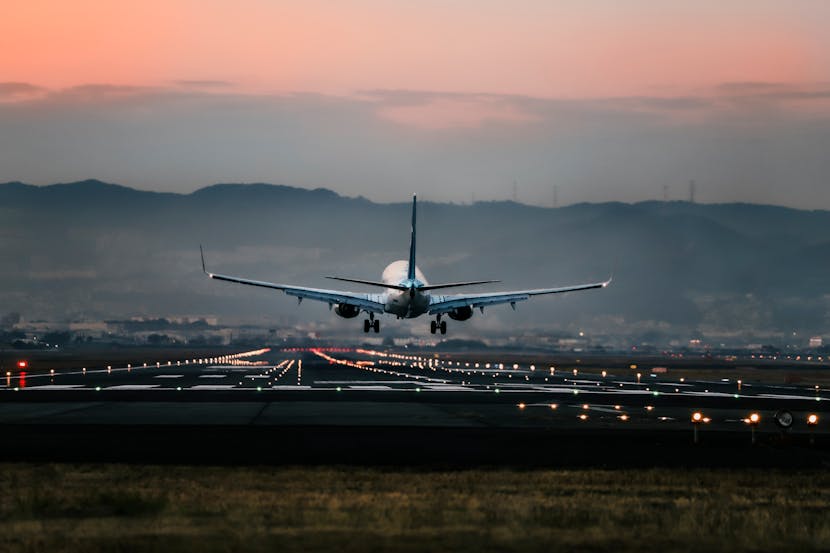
left=0, top=82, right=46, bottom=101
left=174, top=80, right=234, bottom=89
left=2, top=83, right=830, bottom=208
left=715, top=81, right=830, bottom=102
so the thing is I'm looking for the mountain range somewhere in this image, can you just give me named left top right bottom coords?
left=2, top=179, right=829, bottom=344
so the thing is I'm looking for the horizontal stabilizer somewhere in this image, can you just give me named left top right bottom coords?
left=325, top=276, right=408, bottom=291
left=419, top=280, right=500, bottom=291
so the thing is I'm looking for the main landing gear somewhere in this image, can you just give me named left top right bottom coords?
left=430, top=315, right=447, bottom=335
left=363, top=314, right=380, bottom=333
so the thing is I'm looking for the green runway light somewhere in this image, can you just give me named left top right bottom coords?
left=653, top=391, right=659, bottom=397
left=734, top=394, right=739, bottom=399
left=415, top=387, right=421, bottom=392
left=95, top=386, right=101, bottom=391
left=176, top=387, right=181, bottom=391
left=257, top=386, right=262, bottom=391
left=336, top=387, right=342, bottom=392
left=494, top=388, right=500, bottom=394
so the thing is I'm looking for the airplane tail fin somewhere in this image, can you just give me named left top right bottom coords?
left=408, top=194, right=417, bottom=281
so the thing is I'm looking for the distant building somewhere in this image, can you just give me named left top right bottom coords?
left=809, top=336, right=822, bottom=348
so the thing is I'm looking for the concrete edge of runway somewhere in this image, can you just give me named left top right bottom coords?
left=3, top=387, right=828, bottom=411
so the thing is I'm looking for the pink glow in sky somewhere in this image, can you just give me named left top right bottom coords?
left=2, top=1, right=827, bottom=97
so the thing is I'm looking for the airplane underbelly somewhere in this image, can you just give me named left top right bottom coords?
left=385, top=291, right=429, bottom=318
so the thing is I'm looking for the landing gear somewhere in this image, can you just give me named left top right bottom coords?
left=363, top=314, right=380, bottom=333
left=430, top=316, right=447, bottom=335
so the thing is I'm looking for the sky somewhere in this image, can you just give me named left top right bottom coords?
left=2, top=0, right=830, bottom=207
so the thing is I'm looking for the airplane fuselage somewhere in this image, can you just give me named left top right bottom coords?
left=381, top=260, right=430, bottom=318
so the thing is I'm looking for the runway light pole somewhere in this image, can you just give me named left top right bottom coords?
left=691, top=411, right=704, bottom=444
left=746, top=412, right=761, bottom=444
left=807, top=413, right=819, bottom=445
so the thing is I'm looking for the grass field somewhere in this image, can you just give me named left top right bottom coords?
left=1, top=464, right=829, bottom=552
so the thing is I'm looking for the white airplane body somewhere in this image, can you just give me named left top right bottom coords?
left=202, top=195, right=609, bottom=334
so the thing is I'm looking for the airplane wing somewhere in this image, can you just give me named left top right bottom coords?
left=201, top=248, right=386, bottom=314
left=428, top=279, right=611, bottom=315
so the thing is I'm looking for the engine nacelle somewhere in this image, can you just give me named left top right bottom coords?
left=334, top=303, right=360, bottom=319
left=447, top=306, right=473, bottom=321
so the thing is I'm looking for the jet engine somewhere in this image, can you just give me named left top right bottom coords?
left=334, top=303, right=360, bottom=318
left=447, top=306, right=473, bottom=321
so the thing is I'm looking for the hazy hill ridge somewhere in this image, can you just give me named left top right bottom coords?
left=2, top=180, right=829, bottom=340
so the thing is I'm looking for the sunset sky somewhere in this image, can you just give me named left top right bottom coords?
left=2, top=1, right=830, bottom=206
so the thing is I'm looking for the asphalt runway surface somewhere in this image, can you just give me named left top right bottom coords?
left=2, top=347, right=828, bottom=466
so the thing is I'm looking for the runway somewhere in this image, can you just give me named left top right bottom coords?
left=2, top=346, right=828, bottom=466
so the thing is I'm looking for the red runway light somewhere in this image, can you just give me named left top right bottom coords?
left=17, top=360, right=28, bottom=369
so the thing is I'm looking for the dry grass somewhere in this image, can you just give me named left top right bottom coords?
left=1, top=464, right=829, bottom=552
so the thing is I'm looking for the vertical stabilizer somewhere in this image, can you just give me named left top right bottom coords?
left=408, top=194, right=417, bottom=281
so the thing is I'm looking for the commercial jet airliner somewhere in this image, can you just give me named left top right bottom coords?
left=201, top=195, right=610, bottom=334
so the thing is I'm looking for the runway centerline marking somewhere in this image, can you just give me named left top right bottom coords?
left=25, top=384, right=86, bottom=390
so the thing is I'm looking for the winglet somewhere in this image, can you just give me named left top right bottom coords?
left=199, top=245, right=209, bottom=275
left=602, top=275, right=613, bottom=288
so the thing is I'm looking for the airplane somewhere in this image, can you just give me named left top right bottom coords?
left=201, top=195, right=610, bottom=334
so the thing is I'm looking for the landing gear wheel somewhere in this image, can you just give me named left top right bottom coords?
left=430, top=320, right=437, bottom=334
left=363, top=319, right=371, bottom=333
left=373, top=319, right=380, bottom=333
left=440, top=321, right=447, bottom=335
